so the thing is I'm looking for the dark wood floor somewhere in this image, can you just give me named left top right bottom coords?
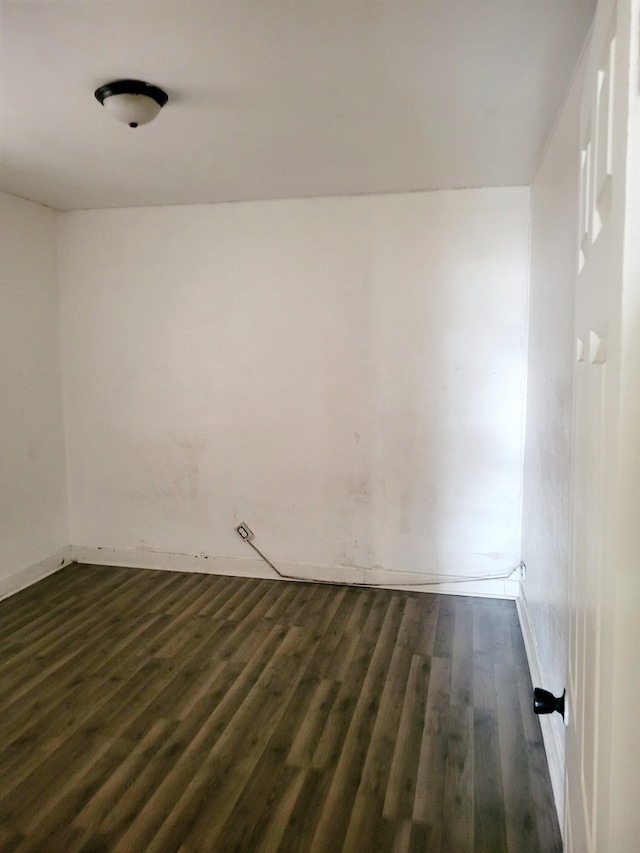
left=0, top=564, right=561, bottom=852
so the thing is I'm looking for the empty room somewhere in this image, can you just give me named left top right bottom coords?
left=2, top=1, right=640, bottom=851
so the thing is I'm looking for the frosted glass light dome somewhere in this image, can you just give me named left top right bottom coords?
left=95, top=80, right=168, bottom=128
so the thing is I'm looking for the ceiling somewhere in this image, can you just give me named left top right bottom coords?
left=0, top=1, right=595, bottom=211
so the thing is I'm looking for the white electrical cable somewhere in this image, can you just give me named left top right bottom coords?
left=235, top=524, right=523, bottom=589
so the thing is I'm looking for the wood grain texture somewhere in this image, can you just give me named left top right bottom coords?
left=0, top=564, right=562, bottom=852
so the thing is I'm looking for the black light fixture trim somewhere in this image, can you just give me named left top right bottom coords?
left=94, top=79, right=168, bottom=108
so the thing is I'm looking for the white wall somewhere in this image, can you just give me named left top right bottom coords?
left=520, top=53, right=586, bottom=819
left=0, top=192, right=69, bottom=596
left=58, top=187, right=530, bottom=592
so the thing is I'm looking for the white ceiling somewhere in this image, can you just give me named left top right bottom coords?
left=1, top=1, right=595, bottom=211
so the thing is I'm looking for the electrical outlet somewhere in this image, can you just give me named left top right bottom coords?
left=236, top=523, right=253, bottom=541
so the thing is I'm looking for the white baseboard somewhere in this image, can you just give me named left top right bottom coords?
left=0, top=545, right=73, bottom=602
left=71, top=544, right=519, bottom=598
left=516, top=585, right=565, bottom=832
left=71, top=545, right=273, bottom=580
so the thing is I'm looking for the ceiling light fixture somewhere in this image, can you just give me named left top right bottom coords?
left=94, top=79, right=168, bottom=128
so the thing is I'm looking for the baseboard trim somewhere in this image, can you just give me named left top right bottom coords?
left=516, top=585, right=565, bottom=833
left=0, top=546, right=73, bottom=602
left=71, top=545, right=518, bottom=598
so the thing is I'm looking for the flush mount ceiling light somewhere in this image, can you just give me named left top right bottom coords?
left=94, top=79, right=168, bottom=128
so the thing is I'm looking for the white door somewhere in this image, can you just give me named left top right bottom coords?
left=566, top=0, right=640, bottom=849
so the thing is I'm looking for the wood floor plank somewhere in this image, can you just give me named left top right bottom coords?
left=495, top=661, right=542, bottom=853
left=274, top=767, right=331, bottom=852
left=108, top=626, right=307, bottom=849
left=230, top=664, right=347, bottom=848
left=0, top=565, right=119, bottom=640
left=474, top=705, right=508, bottom=853
left=310, top=594, right=390, bottom=772
left=252, top=767, right=308, bottom=852
left=128, top=630, right=314, bottom=850
left=0, top=615, right=163, bottom=753
left=12, top=719, right=175, bottom=851
left=225, top=578, right=277, bottom=623
left=411, top=654, right=452, bottom=836
left=383, top=653, right=430, bottom=820
left=286, top=678, right=341, bottom=769
left=441, top=701, right=475, bottom=852
left=342, top=601, right=419, bottom=850
left=308, top=596, right=405, bottom=851
left=439, top=597, right=475, bottom=852
left=195, top=575, right=252, bottom=617
left=0, top=566, right=562, bottom=852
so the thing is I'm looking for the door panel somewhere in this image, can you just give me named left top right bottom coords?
left=564, top=0, right=640, bottom=847
left=565, top=3, right=625, bottom=850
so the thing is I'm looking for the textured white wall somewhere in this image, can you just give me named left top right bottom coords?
left=59, top=188, right=529, bottom=590
left=0, top=192, right=69, bottom=592
left=521, top=53, right=586, bottom=816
